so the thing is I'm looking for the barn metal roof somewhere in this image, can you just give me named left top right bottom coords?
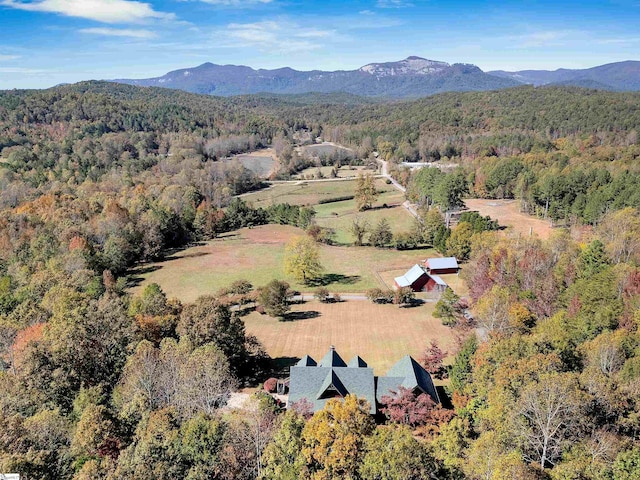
left=426, top=257, right=459, bottom=270
left=394, top=264, right=427, bottom=287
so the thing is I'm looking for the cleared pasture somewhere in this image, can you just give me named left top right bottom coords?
left=300, top=143, right=353, bottom=158
left=232, top=155, right=274, bottom=177
left=240, top=180, right=360, bottom=208
left=465, top=198, right=553, bottom=239
left=243, top=299, right=454, bottom=374
left=292, top=165, right=373, bottom=180
left=130, top=224, right=438, bottom=303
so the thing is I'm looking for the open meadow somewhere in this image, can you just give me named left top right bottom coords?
left=130, top=224, right=439, bottom=303
left=226, top=148, right=277, bottom=177
left=240, top=178, right=413, bottom=244
left=239, top=179, right=361, bottom=208
left=465, top=198, right=553, bottom=239
left=243, top=299, right=454, bottom=375
left=292, top=165, right=372, bottom=180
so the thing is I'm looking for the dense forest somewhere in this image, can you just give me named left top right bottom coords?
left=1, top=82, right=639, bottom=479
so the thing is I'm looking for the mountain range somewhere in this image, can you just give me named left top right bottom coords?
left=113, top=57, right=640, bottom=98
left=489, top=61, right=640, bottom=91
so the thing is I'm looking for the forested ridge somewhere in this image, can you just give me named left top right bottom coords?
left=1, top=82, right=640, bottom=479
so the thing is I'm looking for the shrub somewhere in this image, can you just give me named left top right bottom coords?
left=366, top=288, right=394, bottom=304
left=393, top=231, right=417, bottom=250
left=263, top=377, right=278, bottom=393
left=317, top=195, right=355, bottom=204
left=314, top=287, right=330, bottom=303
left=394, top=287, right=416, bottom=306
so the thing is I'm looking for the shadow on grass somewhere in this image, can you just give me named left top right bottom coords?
left=271, top=356, right=301, bottom=376
left=126, top=265, right=163, bottom=288
left=307, top=274, right=361, bottom=287
left=400, top=299, right=426, bottom=308
left=282, top=310, right=321, bottom=321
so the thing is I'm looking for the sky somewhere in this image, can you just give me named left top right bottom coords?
left=1, top=0, right=640, bottom=89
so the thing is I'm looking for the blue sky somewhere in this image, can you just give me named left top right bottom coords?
left=1, top=0, right=639, bottom=89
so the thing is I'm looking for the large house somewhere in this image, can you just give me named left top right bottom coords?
left=394, top=264, right=448, bottom=293
left=286, top=346, right=440, bottom=414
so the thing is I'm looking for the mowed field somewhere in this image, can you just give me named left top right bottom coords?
left=131, top=224, right=438, bottom=303
left=227, top=148, right=277, bottom=178
left=243, top=300, right=454, bottom=374
left=292, top=165, right=372, bottom=180
left=241, top=179, right=412, bottom=244
left=465, top=198, right=553, bottom=239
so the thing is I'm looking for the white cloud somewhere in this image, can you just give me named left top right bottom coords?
left=510, top=30, right=574, bottom=48
left=80, top=27, right=157, bottom=38
left=223, top=20, right=339, bottom=52
left=0, top=54, right=21, bottom=61
left=1, top=0, right=175, bottom=23
left=596, top=37, right=640, bottom=45
left=518, top=32, right=567, bottom=47
left=191, top=0, right=272, bottom=4
left=0, top=67, right=50, bottom=74
left=377, top=0, right=413, bottom=8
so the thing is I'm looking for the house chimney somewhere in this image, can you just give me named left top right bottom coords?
left=330, top=345, right=335, bottom=352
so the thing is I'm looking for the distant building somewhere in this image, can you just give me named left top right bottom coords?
left=424, top=257, right=459, bottom=275
left=394, top=264, right=448, bottom=292
left=287, top=346, right=440, bottom=414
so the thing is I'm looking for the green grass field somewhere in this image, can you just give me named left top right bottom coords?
left=292, top=165, right=373, bottom=180
left=130, top=225, right=438, bottom=303
left=241, top=179, right=413, bottom=244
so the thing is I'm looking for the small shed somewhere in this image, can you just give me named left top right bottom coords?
left=394, top=264, right=429, bottom=292
left=425, top=274, right=448, bottom=293
left=425, top=257, right=459, bottom=275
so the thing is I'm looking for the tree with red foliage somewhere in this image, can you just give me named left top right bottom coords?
left=380, top=386, right=436, bottom=427
left=420, top=340, right=448, bottom=379
left=263, top=377, right=278, bottom=393
left=289, top=398, right=314, bottom=419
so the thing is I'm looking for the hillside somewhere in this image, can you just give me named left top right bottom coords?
left=2, top=80, right=640, bottom=480
left=113, top=56, right=521, bottom=98
left=489, top=60, right=640, bottom=91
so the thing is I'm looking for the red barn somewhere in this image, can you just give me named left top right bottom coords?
left=425, top=257, right=459, bottom=275
left=394, top=264, right=429, bottom=292
left=425, top=274, right=448, bottom=293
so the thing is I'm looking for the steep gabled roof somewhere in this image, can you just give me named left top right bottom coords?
left=383, top=355, right=440, bottom=403
left=318, top=347, right=347, bottom=367
left=348, top=355, right=368, bottom=368
left=297, top=355, right=317, bottom=367
left=316, top=370, right=348, bottom=399
left=394, top=264, right=427, bottom=287
left=430, top=274, right=447, bottom=286
left=426, top=257, right=458, bottom=270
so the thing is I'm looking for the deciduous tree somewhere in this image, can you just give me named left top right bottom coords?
left=284, top=236, right=324, bottom=284
left=355, top=174, right=378, bottom=211
left=301, top=395, right=375, bottom=479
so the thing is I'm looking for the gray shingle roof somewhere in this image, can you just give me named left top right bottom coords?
left=318, top=347, right=347, bottom=367
left=317, top=370, right=349, bottom=399
left=297, top=355, right=317, bottom=366
left=288, top=365, right=377, bottom=413
left=384, top=355, right=440, bottom=403
left=287, top=348, right=439, bottom=415
left=348, top=355, right=368, bottom=368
